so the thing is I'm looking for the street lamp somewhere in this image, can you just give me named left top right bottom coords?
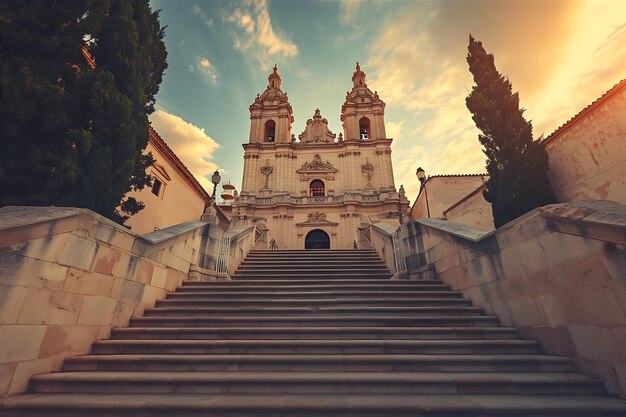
left=211, top=169, right=221, bottom=200
left=415, top=167, right=430, bottom=218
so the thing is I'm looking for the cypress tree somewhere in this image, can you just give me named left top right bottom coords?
left=0, top=0, right=167, bottom=225
left=465, top=35, right=556, bottom=228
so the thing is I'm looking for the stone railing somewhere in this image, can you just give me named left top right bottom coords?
left=397, top=200, right=626, bottom=396
left=0, top=206, right=221, bottom=396
left=214, top=225, right=266, bottom=278
left=357, top=222, right=403, bottom=276
left=239, top=193, right=386, bottom=206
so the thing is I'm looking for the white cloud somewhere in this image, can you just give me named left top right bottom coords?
left=386, top=120, right=404, bottom=141
left=193, top=56, right=218, bottom=82
left=224, top=0, right=298, bottom=70
left=149, top=108, right=221, bottom=192
left=191, top=3, right=214, bottom=27
left=339, top=0, right=362, bottom=24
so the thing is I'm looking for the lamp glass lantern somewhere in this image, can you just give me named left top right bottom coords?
left=416, top=167, right=426, bottom=184
left=211, top=170, right=221, bottom=198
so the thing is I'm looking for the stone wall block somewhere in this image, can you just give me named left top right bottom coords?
left=8, top=356, right=64, bottom=396
left=92, top=245, right=122, bottom=276
left=110, top=278, right=144, bottom=302
left=0, top=325, right=46, bottom=363
left=112, top=300, right=137, bottom=328
left=37, top=325, right=100, bottom=359
left=111, top=252, right=131, bottom=279
left=569, top=326, right=608, bottom=360
left=76, top=296, right=117, bottom=326
left=508, top=297, right=544, bottom=326
left=150, top=266, right=167, bottom=289
left=17, top=290, right=83, bottom=325
left=56, top=235, right=97, bottom=270
left=0, top=363, right=17, bottom=397
left=63, top=269, right=115, bottom=297
left=135, top=260, right=155, bottom=285
left=0, top=285, right=27, bottom=324
left=0, top=251, right=68, bottom=291
left=140, top=285, right=165, bottom=307
left=91, top=222, right=119, bottom=246
left=538, top=253, right=612, bottom=292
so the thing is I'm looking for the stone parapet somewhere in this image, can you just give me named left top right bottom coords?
left=400, top=200, right=626, bottom=396
left=0, top=206, right=220, bottom=396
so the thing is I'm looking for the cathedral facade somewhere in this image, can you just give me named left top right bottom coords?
left=231, top=63, right=409, bottom=249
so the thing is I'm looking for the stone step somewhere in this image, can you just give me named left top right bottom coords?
left=232, top=273, right=392, bottom=280
left=237, top=260, right=387, bottom=266
left=167, top=290, right=463, bottom=299
left=5, top=393, right=626, bottom=417
left=111, top=326, right=521, bottom=341
left=90, top=339, right=539, bottom=355
left=167, top=285, right=454, bottom=299
left=142, top=306, right=485, bottom=317
left=129, top=315, right=500, bottom=328
left=177, top=284, right=450, bottom=291
left=182, top=279, right=441, bottom=286
left=247, top=250, right=378, bottom=256
left=246, top=249, right=377, bottom=254
left=30, top=371, right=605, bottom=396
left=243, top=254, right=383, bottom=260
left=236, top=267, right=389, bottom=273
left=62, top=354, right=574, bottom=373
left=155, top=297, right=473, bottom=308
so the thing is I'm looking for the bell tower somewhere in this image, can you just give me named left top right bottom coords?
left=249, top=65, right=294, bottom=144
left=340, top=62, right=387, bottom=142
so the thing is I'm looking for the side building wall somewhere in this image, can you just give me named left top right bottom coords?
left=124, top=130, right=210, bottom=234
left=545, top=79, right=626, bottom=205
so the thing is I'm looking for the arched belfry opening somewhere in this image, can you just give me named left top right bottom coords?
left=309, top=179, right=325, bottom=197
left=305, top=229, right=330, bottom=249
left=264, top=120, right=276, bottom=142
left=359, top=117, right=370, bottom=140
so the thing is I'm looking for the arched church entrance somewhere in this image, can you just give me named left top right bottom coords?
left=304, top=229, right=330, bottom=250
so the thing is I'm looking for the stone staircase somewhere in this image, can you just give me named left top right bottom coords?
left=2, top=248, right=626, bottom=416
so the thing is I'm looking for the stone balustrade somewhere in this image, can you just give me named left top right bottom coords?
left=397, top=200, right=626, bottom=396
left=0, top=206, right=220, bottom=396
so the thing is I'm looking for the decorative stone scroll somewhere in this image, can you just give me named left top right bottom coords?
left=306, top=212, right=327, bottom=223
left=298, top=109, right=337, bottom=144
left=361, top=159, right=374, bottom=188
left=297, top=154, right=337, bottom=173
left=260, top=159, right=273, bottom=190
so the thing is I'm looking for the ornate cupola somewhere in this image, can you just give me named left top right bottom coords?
left=249, top=65, right=294, bottom=144
left=341, top=62, right=387, bottom=142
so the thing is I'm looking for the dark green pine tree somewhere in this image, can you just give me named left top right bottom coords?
left=72, top=0, right=168, bottom=223
left=465, top=35, right=557, bottom=228
left=0, top=0, right=103, bottom=207
left=0, top=0, right=167, bottom=225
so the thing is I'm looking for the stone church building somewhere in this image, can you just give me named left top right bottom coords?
left=231, top=64, right=410, bottom=249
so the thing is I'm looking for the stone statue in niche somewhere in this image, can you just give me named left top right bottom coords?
left=260, top=159, right=273, bottom=190
left=361, top=159, right=374, bottom=188
left=298, top=108, right=337, bottom=143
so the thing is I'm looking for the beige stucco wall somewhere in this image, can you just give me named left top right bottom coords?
left=402, top=200, right=626, bottom=396
left=546, top=81, right=626, bottom=205
left=444, top=185, right=495, bottom=231
left=124, top=142, right=207, bottom=234
left=410, top=176, right=487, bottom=220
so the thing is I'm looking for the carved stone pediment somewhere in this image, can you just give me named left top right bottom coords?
left=298, top=109, right=337, bottom=144
left=296, top=212, right=339, bottom=227
left=297, top=154, right=338, bottom=173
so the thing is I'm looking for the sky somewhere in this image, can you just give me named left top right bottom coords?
left=148, top=0, right=626, bottom=202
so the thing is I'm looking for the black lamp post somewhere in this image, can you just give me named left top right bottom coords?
left=415, top=167, right=430, bottom=218
left=211, top=169, right=221, bottom=200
